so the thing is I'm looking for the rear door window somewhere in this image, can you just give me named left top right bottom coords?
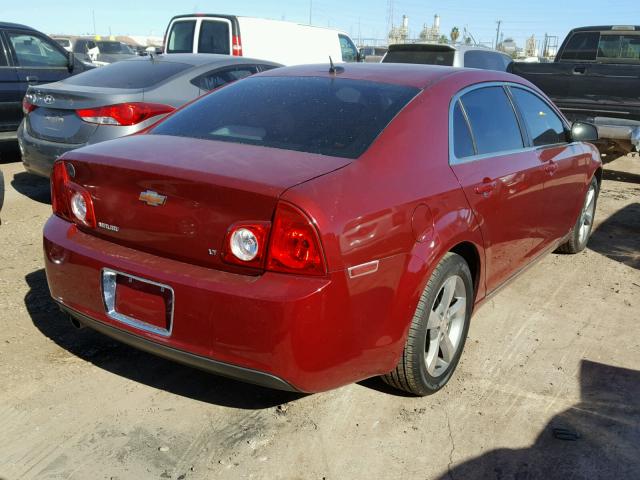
left=460, top=86, right=524, bottom=155
left=510, top=88, right=567, bottom=147
left=452, top=101, right=475, bottom=158
left=191, top=65, right=259, bottom=91
left=64, top=60, right=192, bottom=88
left=198, top=20, right=230, bottom=54
left=6, top=32, right=68, bottom=68
left=152, top=76, right=419, bottom=159
left=561, top=32, right=599, bottom=61
left=167, top=20, right=196, bottom=53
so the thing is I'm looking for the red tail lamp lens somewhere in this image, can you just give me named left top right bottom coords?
left=267, top=202, right=326, bottom=276
left=22, top=97, right=37, bottom=115
left=232, top=35, right=243, bottom=56
left=76, top=103, right=175, bottom=126
left=50, top=161, right=96, bottom=228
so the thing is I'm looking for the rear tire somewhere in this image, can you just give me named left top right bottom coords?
left=556, top=177, right=599, bottom=254
left=382, top=253, right=473, bottom=396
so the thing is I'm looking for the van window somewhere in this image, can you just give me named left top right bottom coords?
left=339, top=34, right=358, bottom=62
left=152, top=76, right=419, bottom=159
left=510, top=88, right=567, bottom=146
left=167, top=20, right=196, bottom=53
left=561, top=32, right=599, bottom=61
left=460, top=86, right=523, bottom=155
left=198, top=20, right=230, bottom=54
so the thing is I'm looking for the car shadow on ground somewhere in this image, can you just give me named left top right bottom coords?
left=602, top=167, right=640, bottom=185
left=25, top=268, right=305, bottom=410
left=588, top=202, right=640, bottom=270
left=11, top=171, right=51, bottom=205
left=438, top=360, right=640, bottom=479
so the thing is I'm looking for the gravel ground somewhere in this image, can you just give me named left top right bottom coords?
left=0, top=148, right=639, bottom=480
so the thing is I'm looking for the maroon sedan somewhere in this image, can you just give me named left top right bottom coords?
left=43, top=64, right=601, bottom=395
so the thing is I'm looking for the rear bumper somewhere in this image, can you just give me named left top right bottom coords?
left=18, top=122, right=85, bottom=177
left=60, top=304, right=298, bottom=392
left=43, top=215, right=409, bottom=392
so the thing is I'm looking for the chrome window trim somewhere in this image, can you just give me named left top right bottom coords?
left=448, top=81, right=571, bottom=166
left=101, top=268, right=174, bottom=338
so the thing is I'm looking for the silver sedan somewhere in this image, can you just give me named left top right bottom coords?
left=18, top=54, right=281, bottom=177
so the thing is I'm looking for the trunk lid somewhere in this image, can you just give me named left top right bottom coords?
left=26, top=83, right=143, bottom=144
left=63, top=134, right=351, bottom=272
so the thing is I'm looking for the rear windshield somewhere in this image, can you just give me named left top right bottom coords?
left=95, top=41, right=134, bottom=55
left=198, top=20, right=230, bottom=54
left=167, top=20, right=196, bottom=53
left=383, top=48, right=454, bottom=66
left=151, top=76, right=419, bottom=159
left=63, top=60, right=192, bottom=89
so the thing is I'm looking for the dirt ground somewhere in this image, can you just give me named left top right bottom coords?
left=1, top=147, right=639, bottom=480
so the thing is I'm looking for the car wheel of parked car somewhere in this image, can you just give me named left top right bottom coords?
left=556, top=177, right=599, bottom=254
left=383, top=253, right=473, bottom=396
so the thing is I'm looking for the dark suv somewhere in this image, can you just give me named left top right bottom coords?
left=0, top=22, right=91, bottom=142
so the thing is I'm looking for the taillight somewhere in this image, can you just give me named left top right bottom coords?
left=76, top=103, right=174, bottom=126
left=232, top=35, right=243, bottom=56
left=222, top=222, right=270, bottom=269
left=22, top=97, right=37, bottom=115
left=266, top=202, right=326, bottom=276
left=51, top=160, right=96, bottom=228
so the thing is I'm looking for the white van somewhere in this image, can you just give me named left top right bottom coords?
left=163, top=14, right=361, bottom=66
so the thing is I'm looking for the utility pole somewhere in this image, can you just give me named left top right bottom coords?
left=495, top=20, right=502, bottom=50
left=92, top=9, right=96, bottom=36
left=309, top=0, right=312, bottom=25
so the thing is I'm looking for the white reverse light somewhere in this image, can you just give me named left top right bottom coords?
left=230, top=228, right=259, bottom=261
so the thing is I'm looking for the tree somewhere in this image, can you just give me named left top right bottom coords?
left=438, top=34, right=448, bottom=44
left=450, top=27, right=460, bottom=44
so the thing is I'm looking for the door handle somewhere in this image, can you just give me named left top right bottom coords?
left=572, top=66, right=586, bottom=75
left=544, top=162, right=559, bottom=175
left=474, top=180, right=497, bottom=196
left=26, top=75, right=39, bottom=84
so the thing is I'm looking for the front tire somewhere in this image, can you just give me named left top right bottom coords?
left=556, top=176, right=599, bottom=254
left=382, top=253, right=473, bottom=396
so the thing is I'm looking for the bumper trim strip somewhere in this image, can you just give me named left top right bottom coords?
left=58, top=303, right=300, bottom=392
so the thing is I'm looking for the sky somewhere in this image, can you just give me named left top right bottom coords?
left=3, top=0, right=640, bottom=49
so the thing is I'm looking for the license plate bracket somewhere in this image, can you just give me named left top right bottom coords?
left=101, top=269, right=174, bottom=337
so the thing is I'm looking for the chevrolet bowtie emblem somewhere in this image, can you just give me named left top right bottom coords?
left=139, top=190, right=167, bottom=207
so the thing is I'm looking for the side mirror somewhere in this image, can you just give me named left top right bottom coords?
left=357, top=50, right=366, bottom=62
left=570, top=122, right=598, bottom=143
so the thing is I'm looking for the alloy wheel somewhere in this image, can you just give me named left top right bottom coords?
left=578, top=184, right=596, bottom=245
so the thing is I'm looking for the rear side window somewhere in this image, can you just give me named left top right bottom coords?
left=0, top=43, right=7, bottom=66
left=64, top=60, right=192, bottom=88
left=383, top=48, right=454, bottom=66
left=198, top=20, right=230, bottom=54
left=191, top=65, right=259, bottom=91
left=452, top=101, right=475, bottom=158
left=510, top=88, right=567, bottom=146
left=597, top=34, right=640, bottom=60
left=152, top=76, right=419, bottom=159
left=167, top=21, right=196, bottom=53
left=460, top=86, right=523, bottom=155
left=561, top=32, right=599, bottom=61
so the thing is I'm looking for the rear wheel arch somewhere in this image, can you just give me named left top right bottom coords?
left=449, top=241, right=481, bottom=302
left=594, top=167, right=603, bottom=188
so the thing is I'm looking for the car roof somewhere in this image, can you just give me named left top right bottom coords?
left=259, top=63, right=519, bottom=89
left=0, top=21, right=37, bottom=31
left=570, top=25, right=640, bottom=32
left=117, top=53, right=280, bottom=68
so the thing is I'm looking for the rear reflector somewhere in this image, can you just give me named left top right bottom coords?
left=76, top=103, right=175, bottom=126
left=266, top=202, right=326, bottom=276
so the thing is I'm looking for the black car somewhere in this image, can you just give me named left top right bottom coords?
left=0, top=22, right=92, bottom=142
